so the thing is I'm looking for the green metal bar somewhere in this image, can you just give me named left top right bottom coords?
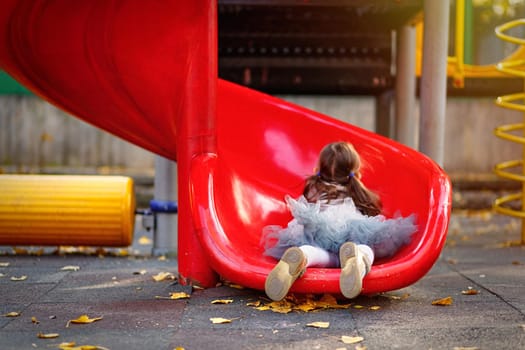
left=464, top=0, right=473, bottom=65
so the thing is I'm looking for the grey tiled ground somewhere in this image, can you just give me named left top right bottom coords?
left=1, top=209, right=524, bottom=350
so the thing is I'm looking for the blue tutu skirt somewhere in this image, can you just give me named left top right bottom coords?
left=262, top=195, right=417, bottom=260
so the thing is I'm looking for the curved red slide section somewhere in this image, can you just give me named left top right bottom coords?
left=191, top=80, right=451, bottom=294
left=0, top=0, right=217, bottom=160
left=0, top=1, right=451, bottom=294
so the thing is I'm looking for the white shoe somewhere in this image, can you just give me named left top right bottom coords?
left=339, top=242, right=370, bottom=299
left=265, top=247, right=307, bottom=301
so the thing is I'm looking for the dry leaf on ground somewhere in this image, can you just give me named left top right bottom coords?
left=252, top=294, right=350, bottom=314
left=3, top=312, right=21, bottom=317
left=66, top=314, right=103, bottom=327
left=341, top=335, right=364, bottom=344
left=60, top=265, right=80, bottom=271
left=461, top=288, right=479, bottom=295
left=0, top=262, right=10, bottom=267
left=59, top=343, right=107, bottom=350
left=13, top=247, right=28, bottom=255
left=10, top=275, right=27, bottom=281
left=306, top=321, right=330, bottom=329
left=210, top=317, right=236, bottom=324
left=211, top=299, right=234, bottom=304
left=432, top=296, right=453, bottom=306
left=155, top=292, right=190, bottom=300
left=37, top=332, right=59, bottom=339
left=152, top=271, right=176, bottom=282
left=31, top=316, right=39, bottom=324
left=138, top=236, right=152, bottom=245
left=223, top=281, right=245, bottom=289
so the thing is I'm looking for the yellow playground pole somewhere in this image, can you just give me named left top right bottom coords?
left=494, top=19, right=525, bottom=245
left=0, top=175, right=135, bottom=247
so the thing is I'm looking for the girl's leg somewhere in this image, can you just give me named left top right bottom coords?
left=299, top=245, right=339, bottom=268
left=356, top=244, right=374, bottom=277
left=265, top=245, right=337, bottom=301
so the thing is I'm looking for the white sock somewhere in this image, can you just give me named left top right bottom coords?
left=357, top=244, right=374, bottom=278
left=299, top=245, right=338, bottom=268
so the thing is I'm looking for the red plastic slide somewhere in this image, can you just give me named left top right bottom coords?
left=191, top=79, right=451, bottom=295
left=0, top=1, right=451, bottom=295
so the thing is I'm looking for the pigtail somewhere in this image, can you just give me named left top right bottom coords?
left=347, top=176, right=382, bottom=216
left=303, top=174, right=330, bottom=202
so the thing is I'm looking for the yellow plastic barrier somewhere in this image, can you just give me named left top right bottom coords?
left=0, top=175, right=135, bottom=246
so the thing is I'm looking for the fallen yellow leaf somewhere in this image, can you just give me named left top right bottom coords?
left=0, top=262, right=10, bottom=267
left=246, top=301, right=261, bottom=307
left=251, top=294, right=350, bottom=314
left=315, top=294, right=351, bottom=310
left=306, top=321, right=330, bottom=329
left=4, top=312, right=21, bottom=317
left=169, top=292, right=190, bottom=300
left=295, top=301, right=317, bottom=312
left=211, top=299, right=233, bottom=304
left=31, top=316, right=39, bottom=324
left=111, top=249, right=129, bottom=257
left=224, top=281, right=245, bottom=289
left=60, top=265, right=80, bottom=271
left=66, top=315, right=103, bottom=327
left=10, top=275, right=27, bottom=281
left=210, top=317, right=233, bottom=324
left=341, top=335, right=364, bottom=344
left=461, top=288, right=479, bottom=295
left=59, top=343, right=102, bottom=350
left=138, top=235, right=152, bottom=245
left=432, top=296, right=453, bottom=306
left=385, top=293, right=410, bottom=300
left=353, top=305, right=365, bottom=309
left=37, top=332, right=59, bottom=339
left=266, top=300, right=293, bottom=314
left=369, top=306, right=381, bottom=311
left=255, top=305, right=271, bottom=311
left=13, top=247, right=28, bottom=255
left=152, top=272, right=176, bottom=282
left=155, top=292, right=190, bottom=300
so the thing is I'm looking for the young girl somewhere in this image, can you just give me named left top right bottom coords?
left=263, top=141, right=417, bottom=301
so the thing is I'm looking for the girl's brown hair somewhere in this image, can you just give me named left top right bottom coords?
left=303, top=141, right=382, bottom=216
